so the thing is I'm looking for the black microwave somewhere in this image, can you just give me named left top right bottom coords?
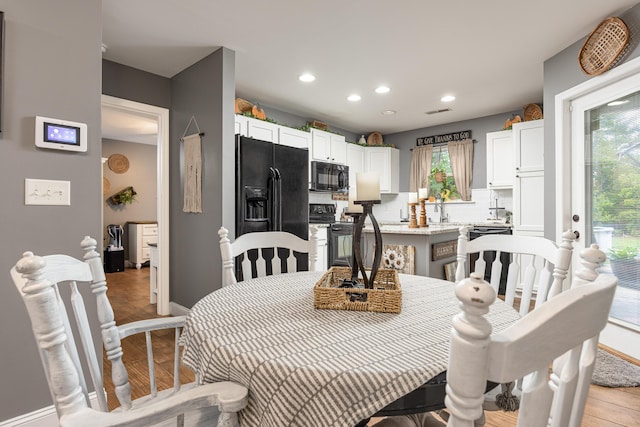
left=310, top=161, right=349, bottom=192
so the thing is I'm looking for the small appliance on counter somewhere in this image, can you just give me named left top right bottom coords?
left=104, top=224, right=125, bottom=273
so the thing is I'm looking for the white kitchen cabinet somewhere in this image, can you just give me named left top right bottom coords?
left=246, top=117, right=280, bottom=143
left=279, top=126, right=310, bottom=149
left=513, top=119, right=544, bottom=173
left=513, top=120, right=544, bottom=234
left=128, top=222, right=158, bottom=269
left=486, top=130, right=514, bottom=189
left=364, top=146, right=399, bottom=194
left=234, top=114, right=249, bottom=136
left=346, top=143, right=364, bottom=189
left=312, top=225, right=328, bottom=271
left=310, top=129, right=346, bottom=164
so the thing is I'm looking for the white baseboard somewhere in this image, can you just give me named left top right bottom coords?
left=0, top=392, right=100, bottom=427
left=170, top=301, right=190, bottom=316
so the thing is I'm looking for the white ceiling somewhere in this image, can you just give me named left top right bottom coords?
left=101, top=0, right=638, bottom=140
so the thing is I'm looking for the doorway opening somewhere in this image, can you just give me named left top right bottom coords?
left=101, top=95, right=170, bottom=315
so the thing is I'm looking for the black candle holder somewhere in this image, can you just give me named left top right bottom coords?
left=345, top=212, right=362, bottom=285
left=352, top=200, right=382, bottom=289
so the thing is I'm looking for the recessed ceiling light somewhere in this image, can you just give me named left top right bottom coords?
left=375, top=86, right=390, bottom=94
left=347, top=94, right=362, bottom=102
left=298, top=73, right=315, bottom=83
left=441, top=95, right=456, bottom=102
left=382, top=110, right=396, bottom=115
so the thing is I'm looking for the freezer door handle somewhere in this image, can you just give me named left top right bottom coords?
left=274, top=168, right=282, bottom=231
left=268, top=167, right=277, bottom=231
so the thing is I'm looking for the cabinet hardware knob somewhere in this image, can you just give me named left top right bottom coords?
left=572, top=214, right=580, bottom=222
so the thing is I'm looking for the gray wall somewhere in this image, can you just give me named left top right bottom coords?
left=103, top=59, right=171, bottom=109
left=384, top=111, right=521, bottom=192
left=543, top=3, right=640, bottom=240
left=0, top=0, right=102, bottom=421
left=102, top=139, right=157, bottom=254
left=170, top=48, right=236, bottom=308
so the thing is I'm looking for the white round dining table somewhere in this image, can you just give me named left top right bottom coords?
left=181, top=271, right=519, bottom=427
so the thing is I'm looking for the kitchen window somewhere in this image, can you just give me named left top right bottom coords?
left=429, top=147, right=460, bottom=201
left=410, top=139, right=473, bottom=200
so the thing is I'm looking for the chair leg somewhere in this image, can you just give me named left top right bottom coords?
left=217, top=412, right=240, bottom=427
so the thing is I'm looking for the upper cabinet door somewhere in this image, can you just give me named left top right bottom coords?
left=246, top=117, right=280, bottom=143
left=513, top=119, right=544, bottom=173
left=279, top=127, right=310, bottom=149
left=486, top=130, right=514, bottom=189
left=329, top=134, right=347, bottom=164
left=365, top=146, right=399, bottom=194
left=310, top=129, right=332, bottom=161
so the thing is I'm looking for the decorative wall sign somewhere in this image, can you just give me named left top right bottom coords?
left=432, top=240, right=458, bottom=261
left=417, top=130, right=471, bottom=146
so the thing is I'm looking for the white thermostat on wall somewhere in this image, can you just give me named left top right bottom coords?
left=35, top=116, right=87, bottom=152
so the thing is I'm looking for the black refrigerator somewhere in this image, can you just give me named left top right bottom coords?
left=235, top=134, right=309, bottom=243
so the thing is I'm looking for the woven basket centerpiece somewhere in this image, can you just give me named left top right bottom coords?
left=314, top=266, right=402, bottom=313
left=579, top=17, right=630, bottom=76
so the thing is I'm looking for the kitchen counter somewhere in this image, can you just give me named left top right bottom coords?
left=364, top=222, right=511, bottom=236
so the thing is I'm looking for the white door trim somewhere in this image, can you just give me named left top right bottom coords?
left=101, top=95, right=170, bottom=315
left=555, top=56, right=640, bottom=359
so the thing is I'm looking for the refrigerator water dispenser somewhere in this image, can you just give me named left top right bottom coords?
left=244, top=186, right=268, bottom=221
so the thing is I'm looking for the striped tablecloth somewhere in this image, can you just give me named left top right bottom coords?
left=181, top=271, right=519, bottom=427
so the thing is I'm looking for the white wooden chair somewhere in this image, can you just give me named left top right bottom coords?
left=455, top=228, right=576, bottom=317
left=11, top=236, right=248, bottom=427
left=218, top=226, right=318, bottom=286
left=445, top=246, right=617, bottom=427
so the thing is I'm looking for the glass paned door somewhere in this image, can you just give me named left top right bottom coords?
left=573, top=86, right=640, bottom=332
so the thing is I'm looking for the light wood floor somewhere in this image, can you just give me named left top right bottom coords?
left=105, top=267, right=640, bottom=426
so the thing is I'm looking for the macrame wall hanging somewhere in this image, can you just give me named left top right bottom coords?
left=181, top=116, right=204, bottom=213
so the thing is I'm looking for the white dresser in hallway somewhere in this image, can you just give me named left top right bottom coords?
left=128, top=221, right=158, bottom=269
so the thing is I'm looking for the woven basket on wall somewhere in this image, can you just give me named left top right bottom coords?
left=579, top=17, right=630, bottom=76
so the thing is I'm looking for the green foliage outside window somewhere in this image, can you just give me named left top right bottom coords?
left=590, top=101, right=640, bottom=239
left=428, top=150, right=460, bottom=200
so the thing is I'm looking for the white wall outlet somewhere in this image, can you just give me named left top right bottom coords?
left=25, top=179, right=71, bottom=206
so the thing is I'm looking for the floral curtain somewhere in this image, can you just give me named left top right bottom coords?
left=410, top=145, right=433, bottom=192
left=447, top=138, right=473, bottom=201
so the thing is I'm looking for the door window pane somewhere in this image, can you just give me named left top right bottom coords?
left=586, top=90, right=640, bottom=328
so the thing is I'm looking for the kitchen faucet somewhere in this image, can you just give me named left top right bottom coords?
left=434, top=193, right=449, bottom=223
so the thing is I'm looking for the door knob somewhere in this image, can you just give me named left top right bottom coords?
left=572, top=214, right=580, bottom=222
left=573, top=230, right=580, bottom=240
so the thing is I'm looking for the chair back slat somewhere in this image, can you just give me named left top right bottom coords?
left=218, top=226, right=318, bottom=286
left=503, top=261, right=520, bottom=307
left=271, top=248, right=282, bottom=275
left=240, top=255, right=252, bottom=282
left=68, top=281, right=108, bottom=411
left=489, top=252, right=503, bottom=294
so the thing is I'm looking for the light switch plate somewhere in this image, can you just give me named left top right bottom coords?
left=25, top=179, right=71, bottom=205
